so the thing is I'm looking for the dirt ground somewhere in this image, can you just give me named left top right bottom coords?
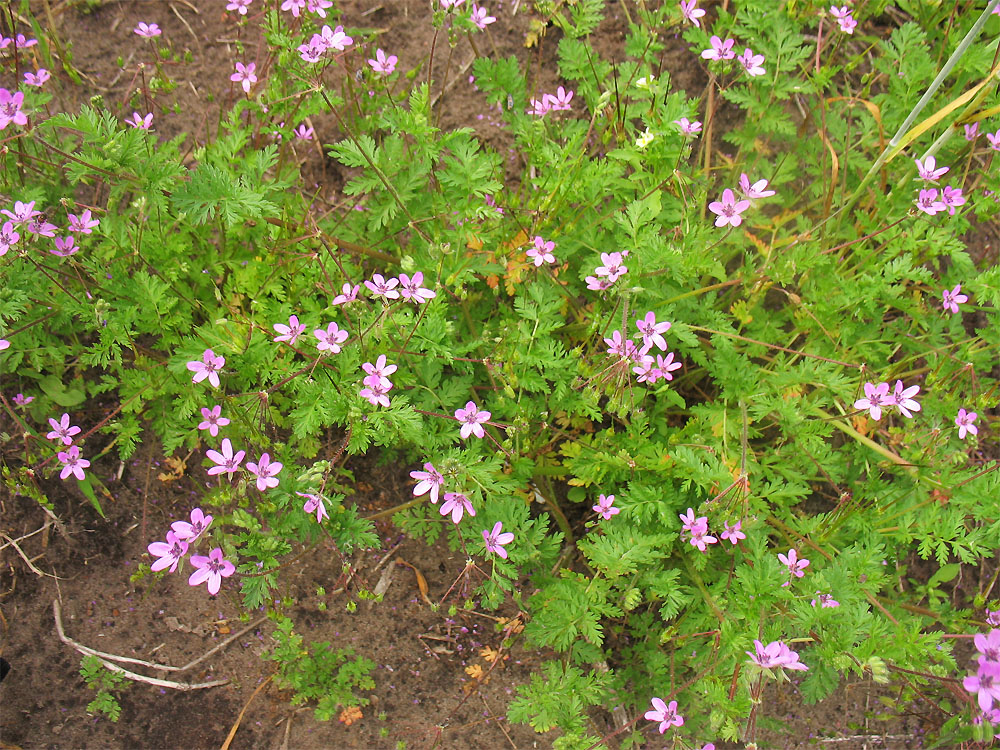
left=0, top=1, right=982, bottom=748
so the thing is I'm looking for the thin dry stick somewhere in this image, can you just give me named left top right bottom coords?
left=220, top=674, right=274, bottom=750
left=2, top=534, right=57, bottom=578
left=0, top=525, right=48, bottom=553
left=175, top=614, right=270, bottom=673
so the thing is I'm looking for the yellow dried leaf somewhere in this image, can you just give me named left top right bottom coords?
left=465, top=663, right=484, bottom=679
left=157, top=456, right=187, bottom=483
left=479, top=646, right=500, bottom=664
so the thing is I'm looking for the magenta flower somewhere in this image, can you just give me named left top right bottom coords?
left=281, top=0, right=306, bottom=16
left=148, top=531, right=189, bottom=573
left=360, top=380, right=391, bottom=408
left=889, top=380, right=921, bottom=419
left=0, top=221, right=20, bottom=257
left=12, top=34, right=38, bottom=49
left=231, top=62, right=257, bottom=94
left=915, top=188, right=946, bottom=216
left=2, top=200, right=41, bottom=224
left=470, top=5, right=496, bottom=29
left=593, top=493, right=619, bottom=520
left=47, top=413, right=82, bottom=445
left=942, top=283, right=969, bottom=313
left=778, top=548, right=810, bottom=578
left=989, top=610, right=1000, bottom=627
left=679, top=0, right=706, bottom=27
left=915, top=156, right=949, bottom=182
left=314, top=322, right=349, bottom=353
left=27, top=218, right=57, bottom=237
left=294, top=124, right=314, bottom=140
left=171, top=507, right=213, bottom=542
left=57, top=445, right=91, bottom=480
left=941, top=185, right=966, bottom=215
left=635, top=311, right=671, bottom=351
left=226, top=0, right=253, bottom=15
left=482, top=521, right=514, bottom=558
left=411, top=463, right=445, bottom=503
left=440, top=492, right=475, bottom=523
left=188, top=547, right=236, bottom=595
left=51, top=236, right=78, bottom=257
left=988, top=131, right=1000, bottom=151
left=955, top=408, right=978, bottom=439
left=297, top=492, right=329, bottom=523
left=811, top=592, right=840, bottom=608
left=126, top=112, right=153, bottom=130
left=362, top=355, right=397, bottom=389
left=634, top=352, right=683, bottom=384
left=367, top=49, right=398, bottom=75
left=594, top=251, right=628, bottom=281
left=544, top=86, right=574, bottom=111
left=701, top=36, right=735, bottom=61
left=739, top=173, right=775, bottom=199
left=13, top=393, right=33, bottom=407
left=319, top=24, right=352, bottom=51
left=585, top=275, right=613, bottom=291
left=24, top=69, right=50, bottom=87
left=975, top=630, right=1000, bottom=665
left=965, top=123, right=980, bottom=141
left=332, top=282, right=360, bottom=306
left=674, top=117, right=702, bottom=136
left=708, top=188, right=751, bottom=227
left=133, top=22, right=162, bottom=37
left=0, top=339, right=9, bottom=351
left=197, top=405, right=230, bottom=437
left=737, top=48, right=765, bottom=77
left=644, top=697, right=684, bottom=733
left=398, top=272, right=436, bottom=303
left=364, top=273, right=400, bottom=300
left=605, top=330, right=646, bottom=362
left=455, top=401, right=491, bottom=439
left=527, top=236, right=556, bottom=266
left=854, top=381, right=890, bottom=420
left=721, top=520, right=746, bottom=545
left=67, top=209, right=99, bottom=234
left=206, top=438, right=245, bottom=476
left=273, top=315, right=306, bottom=345
left=307, top=0, right=334, bottom=17
left=187, top=349, right=226, bottom=388
left=527, top=97, right=551, bottom=117
left=965, top=661, right=1000, bottom=712
left=747, top=639, right=808, bottom=671
left=0, top=89, right=28, bottom=131
left=829, top=6, right=857, bottom=34
left=247, top=452, right=283, bottom=491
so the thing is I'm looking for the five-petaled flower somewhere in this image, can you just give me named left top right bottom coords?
left=527, top=236, right=556, bottom=266
left=679, top=0, right=706, bottom=27
left=701, top=36, right=735, bottom=61
left=398, top=272, right=436, bottom=303
left=778, top=548, right=810, bottom=578
left=915, top=188, right=946, bottom=216
left=812, top=592, right=840, bottom=608
left=247, top=452, right=283, bottom=490
left=134, top=22, right=162, bottom=37
left=171, top=507, right=213, bottom=542
left=915, top=156, right=949, bottom=182
left=365, top=273, right=400, bottom=300
left=47, top=413, right=82, bottom=445
left=592, top=493, right=619, bottom=520
left=231, top=62, right=258, bottom=94
left=314, top=322, right=349, bottom=353
left=148, top=531, right=189, bottom=573
left=644, top=697, right=684, bottom=733
left=635, top=311, right=671, bottom=351
left=0, top=221, right=20, bottom=256
left=708, top=188, right=751, bottom=227
left=829, top=5, right=857, bottom=34
left=67, top=209, right=100, bottom=234
left=964, top=660, right=1000, bottom=712
left=127, top=112, right=153, bottom=130
left=482, top=521, right=514, bottom=558
left=273, top=315, right=306, bottom=345
left=0, top=89, right=28, bottom=131
left=332, top=282, right=360, bottom=306
left=737, top=48, right=766, bottom=77
left=455, top=400, right=491, bottom=439
left=595, top=251, right=628, bottom=282
left=411, top=463, right=445, bottom=503
left=470, top=4, right=496, bottom=29
left=940, top=185, right=966, bottom=215
left=889, top=380, right=921, bottom=419
left=58, top=445, right=91, bottom=480
left=51, top=236, right=78, bottom=257
left=206, top=438, right=245, bottom=476
left=187, top=349, right=226, bottom=388
left=360, top=380, right=392, bottom=408
left=226, top=0, right=253, bottom=15
left=367, top=49, right=397, bottom=75
left=854, top=381, right=890, bottom=420
left=674, top=117, right=702, bottom=136
left=188, top=547, right=236, bottom=595
left=24, top=69, right=50, bottom=87
left=2, top=200, right=41, bottom=225
left=721, top=520, right=746, bottom=545
left=739, top=173, right=775, bottom=199
left=747, top=639, right=809, bottom=671
left=297, top=492, right=329, bottom=523
left=197, top=405, right=230, bottom=437
left=440, top=492, right=475, bottom=523
left=942, top=283, right=969, bottom=314
left=955, top=408, right=978, bottom=439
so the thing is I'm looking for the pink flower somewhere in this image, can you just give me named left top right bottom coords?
left=605, top=330, right=646, bottom=361
left=701, top=36, right=735, bottom=61
left=0, top=89, right=28, bottom=131
left=362, top=355, right=397, bottom=389
left=470, top=5, right=496, bottom=29
left=360, top=380, right=392, bottom=408
left=231, top=62, right=257, bottom=94
left=133, top=22, right=162, bottom=37
left=188, top=547, right=236, bottom=595
left=811, top=592, right=840, bottom=608
left=298, top=37, right=327, bottom=63
left=27, top=218, right=57, bottom=237
left=635, top=311, right=671, bottom=351
left=689, top=525, right=718, bottom=552
left=941, top=185, right=966, bottom=215
left=988, top=610, right=1000, bottom=627
left=126, top=112, right=153, bottom=130
left=674, top=117, right=702, bottom=136
left=593, top=493, right=619, bottom=520
left=633, top=352, right=683, bottom=384
left=148, top=531, right=189, bottom=573
left=206, top=438, right=245, bottom=476
left=24, top=69, right=50, bottom=87
left=889, top=380, right=921, bottom=419
left=778, top=548, right=810, bottom=578
left=2, top=201, right=41, bottom=224
left=411, top=463, right=445, bottom=503
left=965, top=661, right=1000, bottom=712
left=527, top=97, right=551, bottom=117
left=13, top=393, right=33, bottom=407
left=51, top=236, right=78, bottom=257
left=737, top=48, right=766, bottom=77
left=974, top=630, right=1000, bottom=665
left=187, top=349, right=226, bottom=388
left=942, top=283, right=969, bottom=313
left=47, top=413, right=82, bottom=445
left=595, top=251, right=627, bottom=281
left=721, top=520, right=746, bottom=545
left=273, top=315, right=306, bottom=345
left=441, top=0, right=466, bottom=8
left=319, top=24, right=352, bottom=51
left=280, top=0, right=306, bottom=16
left=247, top=452, right=282, bottom=491
left=171, top=507, right=213, bottom=542
left=854, top=381, right=890, bottom=420
left=294, top=124, right=314, bottom=140
left=482, top=521, right=514, bottom=558
left=314, top=322, right=348, bottom=353
left=0, top=339, right=9, bottom=351
left=455, top=400, right=491, bottom=439
left=364, top=273, right=400, bottom=300
left=708, top=188, right=751, bottom=227
left=196, top=405, right=229, bottom=438
left=915, top=155, right=949, bottom=182
left=987, top=131, right=1000, bottom=151
left=829, top=6, right=857, bottom=34
left=12, top=34, right=37, bottom=48
left=527, top=236, right=556, bottom=266
left=367, top=49, right=397, bottom=75
left=915, top=188, right=946, bottom=216
left=747, top=639, right=808, bottom=671
left=964, top=123, right=980, bottom=141
left=679, top=0, right=706, bottom=28
left=307, top=0, right=334, bottom=17
left=57, top=445, right=90, bottom=480
left=644, top=698, right=684, bottom=733
left=398, top=272, right=436, bottom=303
left=0, top=221, right=19, bottom=256
left=67, top=209, right=100, bottom=234
left=440, top=492, right=475, bottom=523
left=332, top=282, right=360, bottom=306
left=297, top=492, right=329, bottom=522
left=226, top=0, right=253, bottom=15
left=544, top=86, right=574, bottom=111
left=955, top=408, right=978, bottom=439
left=739, top=173, right=775, bottom=199
left=585, top=275, right=613, bottom=291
